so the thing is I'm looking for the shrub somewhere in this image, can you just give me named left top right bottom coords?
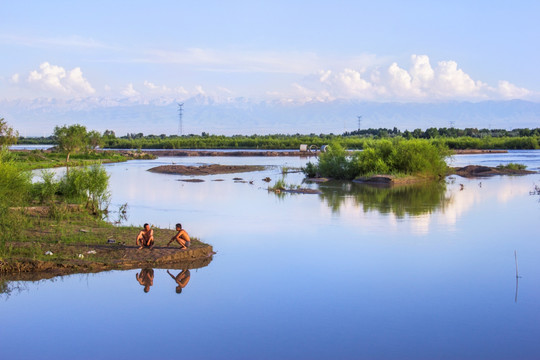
left=304, top=139, right=449, bottom=180
left=33, top=170, right=59, bottom=203
left=0, top=147, right=31, bottom=240
left=0, top=147, right=31, bottom=206
left=496, top=163, right=527, bottom=170
left=316, top=142, right=355, bottom=180
left=58, top=164, right=110, bottom=213
left=303, top=162, right=318, bottom=178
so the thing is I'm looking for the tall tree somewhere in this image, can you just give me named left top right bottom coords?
left=54, top=124, right=88, bottom=163
left=87, top=130, right=103, bottom=150
left=0, top=118, right=18, bottom=146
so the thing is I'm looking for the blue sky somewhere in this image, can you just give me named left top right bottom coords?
left=1, top=1, right=539, bottom=135
left=2, top=0, right=539, bottom=101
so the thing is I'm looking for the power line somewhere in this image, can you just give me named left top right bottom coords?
left=177, top=103, right=184, bottom=136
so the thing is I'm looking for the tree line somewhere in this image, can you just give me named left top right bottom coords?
left=8, top=121, right=540, bottom=150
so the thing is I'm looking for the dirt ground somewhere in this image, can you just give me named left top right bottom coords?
left=148, top=164, right=266, bottom=175
left=451, top=165, right=536, bottom=177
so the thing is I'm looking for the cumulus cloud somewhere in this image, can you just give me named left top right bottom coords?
left=25, top=62, right=95, bottom=96
left=121, top=83, right=139, bottom=97
left=496, top=80, right=530, bottom=99
left=291, top=54, right=533, bottom=102
left=10, top=73, right=20, bottom=84
left=143, top=81, right=188, bottom=96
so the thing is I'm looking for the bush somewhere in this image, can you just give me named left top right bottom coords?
left=0, top=147, right=31, bottom=240
left=496, top=163, right=527, bottom=170
left=58, top=164, right=110, bottom=213
left=303, top=162, right=318, bottom=178
left=33, top=170, right=59, bottom=203
left=316, top=142, right=355, bottom=180
left=304, top=139, right=449, bottom=180
left=0, top=147, right=31, bottom=206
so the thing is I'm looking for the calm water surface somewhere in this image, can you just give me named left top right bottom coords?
left=2, top=152, right=540, bottom=359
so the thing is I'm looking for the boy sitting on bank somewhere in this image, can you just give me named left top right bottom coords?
left=167, top=223, right=191, bottom=249
left=136, top=223, right=154, bottom=250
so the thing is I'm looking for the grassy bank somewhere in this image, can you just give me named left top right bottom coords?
left=0, top=205, right=210, bottom=274
left=11, top=149, right=155, bottom=170
left=0, top=148, right=210, bottom=275
left=98, top=134, right=539, bottom=150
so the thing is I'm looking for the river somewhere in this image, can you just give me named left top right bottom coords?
left=1, top=151, right=540, bottom=359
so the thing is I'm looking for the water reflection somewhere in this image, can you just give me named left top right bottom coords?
left=318, top=181, right=451, bottom=217
left=136, top=268, right=155, bottom=293
left=167, top=269, right=191, bottom=294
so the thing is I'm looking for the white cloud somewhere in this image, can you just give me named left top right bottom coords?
left=25, top=62, right=95, bottom=96
left=121, top=83, right=139, bottom=97
left=143, top=81, right=188, bottom=96
left=410, top=54, right=434, bottom=86
left=497, top=80, right=530, bottom=99
left=434, top=60, right=485, bottom=97
left=10, top=73, right=19, bottom=84
left=290, top=54, right=533, bottom=102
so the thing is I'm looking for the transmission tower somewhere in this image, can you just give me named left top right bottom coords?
left=177, top=103, right=184, bottom=136
left=357, top=115, right=363, bottom=133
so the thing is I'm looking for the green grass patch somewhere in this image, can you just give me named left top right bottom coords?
left=496, top=163, right=527, bottom=170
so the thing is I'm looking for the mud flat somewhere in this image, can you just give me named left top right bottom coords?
left=148, top=164, right=266, bottom=175
left=352, top=175, right=436, bottom=186
left=452, top=149, right=508, bottom=154
left=124, top=149, right=318, bottom=157
left=450, top=165, right=536, bottom=177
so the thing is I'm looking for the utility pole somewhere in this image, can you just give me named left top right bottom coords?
left=177, top=103, right=184, bottom=136
left=357, top=115, right=362, bottom=133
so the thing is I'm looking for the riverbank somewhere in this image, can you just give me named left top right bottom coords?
left=113, top=148, right=512, bottom=157
left=11, top=149, right=156, bottom=170
left=0, top=205, right=214, bottom=277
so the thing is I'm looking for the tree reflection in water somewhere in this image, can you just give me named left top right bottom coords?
left=317, top=181, right=451, bottom=217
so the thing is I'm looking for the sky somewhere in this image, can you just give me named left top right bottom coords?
left=1, top=1, right=539, bottom=134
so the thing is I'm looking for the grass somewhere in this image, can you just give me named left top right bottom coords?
left=0, top=206, right=206, bottom=266
left=269, top=178, right=288, bottom=191
left=11, top=150, right=155, bottom=170
left=496, top=163, right=527, bottom=171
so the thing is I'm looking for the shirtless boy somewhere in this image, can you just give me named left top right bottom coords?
left=167, top=223, right=191, bottom=249
left=136, top=223, right=154, bottom=250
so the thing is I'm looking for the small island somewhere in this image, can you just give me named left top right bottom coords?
left=148, top=164, right=266, bottom=175
left=302, top=139, right=537, bottom=186
left=0, top=206, right=214, bottom=279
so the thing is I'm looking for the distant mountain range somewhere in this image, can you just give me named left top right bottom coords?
left=2, top=96, right=539, bottom=136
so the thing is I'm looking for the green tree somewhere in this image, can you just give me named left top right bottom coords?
left=0, top=118, right=18, bottom=146
left=87, top=130, right=103, bottom=150
left=54, top=124, right=88, bottom=163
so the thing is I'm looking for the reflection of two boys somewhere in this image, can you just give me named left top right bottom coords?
left=136, top=268, right=190, bottom=294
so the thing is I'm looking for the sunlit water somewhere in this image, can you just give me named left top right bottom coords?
left=2, top=151, right=540, bottom=359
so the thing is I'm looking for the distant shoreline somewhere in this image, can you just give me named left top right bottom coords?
left=112, top=148, right=509, bottom=157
